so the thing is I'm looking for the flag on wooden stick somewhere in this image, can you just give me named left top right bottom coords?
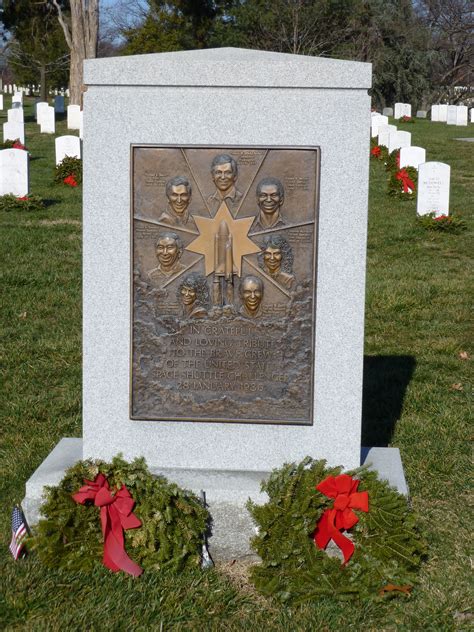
left=9, top=505, right=28, bottom=560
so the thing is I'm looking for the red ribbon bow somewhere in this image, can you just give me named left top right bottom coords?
left=314, top=474, right=369, bottom=565
left=396, top=169, right=415, bottom=193
left=73, top=473, right=143, bottom=577
left=371, top=146, right=381, bottom=158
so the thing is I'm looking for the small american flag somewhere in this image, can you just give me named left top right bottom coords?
left=9, top=505, right=28, bottom=560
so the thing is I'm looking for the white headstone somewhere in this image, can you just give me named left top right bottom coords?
left=377, top=124, right=397, bottom=148
left=388, top=130, right=411, bottom=154
left=54, top=95, right=65, bottom=114
left=36, top=101, right=49, bottom=122
left=383, top=107, right=393, bottom=117
left=0, top=148, right=29, bottom=196
left=431, top=105, right=440, bottom=121
left=470, top=108, right=474, bottom=123
left=40, top=106, right=56, bottom=134
left=3, top=121, right=25, bottom=145
left=438, top=104, right=448, bottom=122
left=403, top=104, right=412, bottom=117
left=0, top=94, right=3, bottom=110
left=55, top=135, right=81, bottom=165
left=7, top=108, right=24, bottom=124
left=416, top=111, right=427, bottom=118
left=446, top=105, right=457, bottom=125
left=394, top=103, right=405, bottom=119
left=456, top=105, right=468, bottom=126
left=399, top=146, right=426, bottom=170
left=417, top=162, right=450, bottom=217
left=371, top=114, right=388, bottom=137
left=12, top=92, right=23, bottom=105
left=79, top=111, right=84, bottom=140
left=67, top=104, right=81, bottom=130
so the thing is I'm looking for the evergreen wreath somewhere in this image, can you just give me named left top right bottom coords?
left=54, top=156, right=82, bottom=185
left=388, top=166, right=418, bottom=199
left=0, top=194, right=44, bottom=212
left=31, top=455, right=209, bottom=573
left=385, top=149, right=400, bottom=173
left=0, top=139, right=27, bottom=150
left=416, top=213, right=467, bottom=233
left=247, top=457, right=426, bottom=603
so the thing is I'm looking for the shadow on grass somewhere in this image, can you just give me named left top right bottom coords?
left=42, top=198, right=61, bottom=208
left=361, top=355, right=416, bottom=447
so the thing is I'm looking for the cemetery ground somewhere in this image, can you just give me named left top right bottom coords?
left=0, top=97, right=472, bottom=631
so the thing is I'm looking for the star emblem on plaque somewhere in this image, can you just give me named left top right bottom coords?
left=132, top=146, right=320, bottom=424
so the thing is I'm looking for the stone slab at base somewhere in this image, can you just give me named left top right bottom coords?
left=23, top=438, right=408, bottom=560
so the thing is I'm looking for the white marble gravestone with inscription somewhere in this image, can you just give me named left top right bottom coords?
left=36, top=102, right=49, bottom=123
left=438, top=104, right=448, bottom=122
left=371, top=114, right=388, bottom=137
left=399, top=146, right=426, bottom=170
left=67, top=105, right=81, bottom=130
left=55, top=135, right=81, bottom=165
left=3, top=121, right=25, bottom=144
left=446, top=106, right=458, bottom=125
left=417, top=162, right=450, bottom=217
left=377, top=124, right=397, bottom=148
left=388, top=130, right=411, bottom=154
left=456, top=106, right=468, bottom=126
left=40, top=106, right=55, bottom=134
left=8, top=108, right=24, bottom=124
left=0, top=148, right=29, bottom=196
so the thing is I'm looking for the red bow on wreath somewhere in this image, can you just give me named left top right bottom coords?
left=73, top=473, right=143, bottom=577
left=396, top=169, right=415, bottom=194
left=371, top=146, right=381, bottom=158
left=314, top=474, right=369, bottom=565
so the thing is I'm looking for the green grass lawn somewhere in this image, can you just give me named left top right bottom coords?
left=1, top=97, right=472, bottom=631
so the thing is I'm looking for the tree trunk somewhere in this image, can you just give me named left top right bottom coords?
left=69, top=46, right=84, bottom=106
left=53, top=0, right=99, bottom=106
left=40, top=65, right=47, bottom=102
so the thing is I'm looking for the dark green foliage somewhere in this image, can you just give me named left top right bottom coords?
left=54, top=157, right=82, bottom=185
left=32, top=455, right=209, bottom=573
left=416, top=213, right=467, bottom=233
left=0, top=194, right=45, bottom=212
left=388, top=166, right=418, bottom=200
left=121, top=0, right=228, bottom=54
left=385, top=149, right=400, bottom=173
left=247, top=457, right=426, bottom=603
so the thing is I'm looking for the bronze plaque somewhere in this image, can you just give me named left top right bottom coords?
left=131, top=146, right=319, bottom=424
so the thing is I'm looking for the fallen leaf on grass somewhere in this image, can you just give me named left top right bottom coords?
left=379, top=584, right=412, bottom=596
left=19, top=312, right=27, bottom=319
left=459, top=351, right=470, bottom=360
left=450, top=383, right=463, bottom=391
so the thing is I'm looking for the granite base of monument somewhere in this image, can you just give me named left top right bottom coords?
left=23, top=439, right=408, bottom=561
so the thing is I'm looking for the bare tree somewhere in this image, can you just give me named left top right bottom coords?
left=418, top=0, right=474, bottom=103
left=233, top=0, right=352, bottom=57
left=51, top=0, right=99, bottom=105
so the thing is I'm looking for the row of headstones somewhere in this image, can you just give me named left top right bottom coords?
left=0, top=135, right=82, bottom=197
left=371, top=112, right=450, bottom=217
left=382, top=106, right=428, bottom=119
left=381, top=103, right=473, bottom=124
left=2, top=96, right=83, bottom=144
left=2, top=84, right=69, bottom=97
left=430, top=104, right=472, bottom=125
